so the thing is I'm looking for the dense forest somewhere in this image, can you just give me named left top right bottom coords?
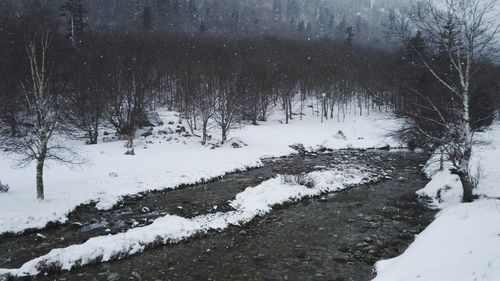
left=0, top=0, right=499, bottom=201
left=0, top=0, right=408, bottom=46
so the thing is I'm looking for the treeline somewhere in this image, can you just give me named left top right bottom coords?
left=0, top=2, right=395, bottom=147
left=0, top=1, right=498, bottom=148
left=0, top=0, right=403, bottom=46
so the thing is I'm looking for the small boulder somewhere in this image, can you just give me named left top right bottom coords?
left=70, top=222, right=83, bottom=229
left=141, top=130, right=153, bottom=138
left=379, top=144, right=391, bottom=151
left=159, top=127, right=174, bottom=135
left=131, top=271, right=141, bottom=280
left=333, top=130, right=347, bottom=140
left=107, top=273, right=119, bottom=281
left=35, top=233, right=47, bottom=241
left=0, top=181, right=9, bottom=193
left=289, top=143, right=306, bottom=154
left=108, top=172, right=118, bottom=178
left=175, top=126, right=186, bottom=133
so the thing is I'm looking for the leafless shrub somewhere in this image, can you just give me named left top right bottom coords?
left=0, top=181, right=9, bottom=193
left=281, top=174, right=315, bottom=188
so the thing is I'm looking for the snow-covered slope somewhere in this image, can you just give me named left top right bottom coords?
left=373, top=122, right=500, bottom=281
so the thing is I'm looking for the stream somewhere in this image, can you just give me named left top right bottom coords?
left=0, top=150, right=436, bottom=281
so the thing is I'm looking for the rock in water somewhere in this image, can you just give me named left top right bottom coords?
left=131, top=271, right=142, bottom=280
left=71, top=222, right=83, bottom=228
left=36, top=233, right=47, bottom=241
left=107, top=273, right=119, bottom=281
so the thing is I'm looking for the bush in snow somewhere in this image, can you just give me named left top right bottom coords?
left=333, top=130, right=347, bottom=140
left=281, top=174, right=314, bottom=188
left=0, top=181, right=10, bottom=193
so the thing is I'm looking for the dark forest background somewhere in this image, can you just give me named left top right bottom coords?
left=0, top=0, right=498, bottom=149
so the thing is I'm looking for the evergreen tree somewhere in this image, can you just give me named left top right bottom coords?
left=287, top=0, right=300, bottom=23
left=336, top=15, right=346, bottom=39
left=327, top=14, right=335, bottom=37
left=272, top=0, right=282, bottom=22
left=155, top=0, right=169, bottom=17
left=172, top=0, right=181, bottom=15
left=199, top=20, right=207, bottom=33
left=187, top=0, right=198, bottom=20
left=406, top=30, right=426, bottom=66
left=142, top=6, right=154, bottom=30
left=438, top=14, right=459, bottom=57
left=60, top=0, right=86, bottom=47
left=344, top=26, right=354, bottom=49
left=297, top=20, right=305, bottom=35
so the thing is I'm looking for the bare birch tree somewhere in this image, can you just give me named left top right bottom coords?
left=0, top=31, right=81, bottom=200
left=389, top=0, right=500, bottom=202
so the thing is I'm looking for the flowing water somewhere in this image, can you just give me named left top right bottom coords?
left=0, top=150, right=436, bottom=281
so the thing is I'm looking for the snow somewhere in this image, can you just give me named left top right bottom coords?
left=0, top=107, right=399, bottom=235
left=416, top=170, right=462, bottom=209
left=0, top=168, right=381, bottom=277
left=373, top=122, right=500, bottom=281
left=373, top=200, right=500, bottom=281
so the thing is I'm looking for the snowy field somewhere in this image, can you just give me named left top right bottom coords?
left=0, top=107, right=399, bottom=235
left=373, top=123, right=500, bottom=281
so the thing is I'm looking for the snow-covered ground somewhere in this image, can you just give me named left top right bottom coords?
left=0, top=166, right=381, bottom=276
left=373, top=123, right=500, bottom=281
left=0, top=107, right=399, bottom=235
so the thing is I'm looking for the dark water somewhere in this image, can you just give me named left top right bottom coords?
left=1, top=151, right=436, bottom=281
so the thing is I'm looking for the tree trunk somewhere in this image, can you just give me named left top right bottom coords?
left=452, top=145, right=474, bottom=203
left=201, top=120, right=208, bottom=145
left=284, top=97, right=289, bottom=124
left=8, top=109, right=19, bottom=137
left=36, top=158, right=45, bottom=200
left=458, top=171, right=474, bottom=203
left=221, top=127, right=227, bottom=144
left=88, top=128, right=98, bottom=145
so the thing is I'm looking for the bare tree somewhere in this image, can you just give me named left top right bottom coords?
left=389, top=0, right=500, bottom=202
left=197, top=71, right=217, bottom=145
left=0, top=31, right=80, bottom=200
left=213, top=67, right=242, bottom=144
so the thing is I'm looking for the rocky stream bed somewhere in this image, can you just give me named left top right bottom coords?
left=0, top=150, right=436, bottom=281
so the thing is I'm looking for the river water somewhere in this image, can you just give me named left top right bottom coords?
left=1, top=150, right=436, bottom=281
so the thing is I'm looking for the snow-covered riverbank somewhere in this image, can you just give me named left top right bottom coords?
left=0, top=162, right=383, bottom=277
left=373, top=123, right=500, bottom=281
left=0, top=108, right=399, bottom=235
